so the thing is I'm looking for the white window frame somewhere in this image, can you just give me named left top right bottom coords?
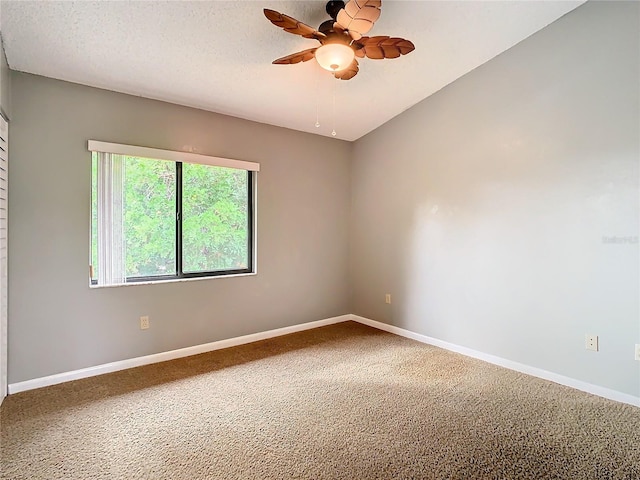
left=88, top=141, right=259, bottom=287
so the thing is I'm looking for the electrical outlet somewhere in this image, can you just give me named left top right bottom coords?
left=385, top=294, right=391, bottom=304
left=140, top=316, right=150, bottom=330
left=635, top=344, right=640, bottom=361
left=585, top=334, right=598, bottom=352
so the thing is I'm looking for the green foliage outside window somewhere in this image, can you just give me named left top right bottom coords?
left=182, top=163, right=248, bottom=273
left=123, top=157, right=176, bottom=277
left=91, top=153, right=250, bottom=282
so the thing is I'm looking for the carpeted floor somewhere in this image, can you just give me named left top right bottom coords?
left=1, top=321, right=639, bottom=480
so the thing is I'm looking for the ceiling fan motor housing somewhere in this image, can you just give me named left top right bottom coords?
left=318, top=20, right=336, bottom=35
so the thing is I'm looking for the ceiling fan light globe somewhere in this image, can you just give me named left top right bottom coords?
left=315, top=43, right=355, bottom=72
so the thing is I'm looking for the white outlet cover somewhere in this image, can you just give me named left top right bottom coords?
left=585, top=334, right=598, bottom=352
left=635, top=344, right=640, bottom=361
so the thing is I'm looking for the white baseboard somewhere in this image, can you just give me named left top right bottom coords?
left=7, top=314, right=350, bottom=394
left=350, top=314, right=640, bottom=408
left=9, top=313, right=640, bottom=408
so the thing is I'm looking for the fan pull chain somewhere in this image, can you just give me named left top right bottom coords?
left=331, top=78, right=337, bottom=137
left=315, top=72, right=321, bottom=128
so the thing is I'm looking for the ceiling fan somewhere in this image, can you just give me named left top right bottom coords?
left=264, top=0, right=415, bottom=80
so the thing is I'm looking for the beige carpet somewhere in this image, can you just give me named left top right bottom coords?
left=1, top=321, right=639, bottom=480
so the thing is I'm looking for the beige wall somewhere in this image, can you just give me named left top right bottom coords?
left=350, top=1, right=640, bottom=396
left=8, top=72, right=351, bottom=383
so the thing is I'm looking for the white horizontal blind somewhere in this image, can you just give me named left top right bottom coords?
left=0, top=115, right=7, bottom=401
left=88, top=141, right=260, bottom=172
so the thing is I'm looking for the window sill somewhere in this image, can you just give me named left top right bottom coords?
left=89, top=271, right=257, bottom=289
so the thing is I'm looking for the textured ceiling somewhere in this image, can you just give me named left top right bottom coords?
left=0, top=0, right=585, bottom=141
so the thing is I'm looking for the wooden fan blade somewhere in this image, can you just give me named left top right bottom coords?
left=264, top=9, right=326, bottom=40
left=273, top=48, right=318, bottom=65
left=335, top=0, right=381, bottom=41
left=333, top=59, right=359, bottom=80
left=356, top=36, right=415, bottom=59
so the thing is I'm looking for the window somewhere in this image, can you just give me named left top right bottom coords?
left=89, top=141, right=258, bottom=286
